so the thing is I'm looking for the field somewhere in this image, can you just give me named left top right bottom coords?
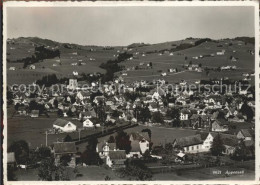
left=118, top=40, right=254, bottom=84
left=7, top=37, right=255, bottom=85
left=13, top=158, right=255, bottom=181
left=7, top=104, right=197, bottom=151
left=153, top=160, right=255, bottom=180
left=76, top=125, right=197, bottom=151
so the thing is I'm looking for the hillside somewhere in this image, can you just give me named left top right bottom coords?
left=6, top=37, right=255, bottom=85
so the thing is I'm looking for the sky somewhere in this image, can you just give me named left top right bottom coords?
left=6, top=6, right=255, bottom=46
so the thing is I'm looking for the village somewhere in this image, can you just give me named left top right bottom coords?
left=7, top=56, right=255, bottom=180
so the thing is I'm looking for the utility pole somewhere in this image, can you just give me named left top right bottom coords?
left=45, top=130, right=48, bottom=146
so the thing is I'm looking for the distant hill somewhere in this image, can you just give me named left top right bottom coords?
left=6, top=36, right=255, bottom=85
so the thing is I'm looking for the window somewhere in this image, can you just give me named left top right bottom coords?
left=197, top=146, right=199, bottom=149
left=191, top=146, right=194, bottom=150
left=147, top=144, right=149, bottom=147
left=67, top=123, right=71, bottom=127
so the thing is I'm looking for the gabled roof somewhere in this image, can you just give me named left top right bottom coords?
left=210, top=133, right=238, bottom=147
left=53, top=118, right=71, bottom=127
left=97, top=142, right=116, bottom=152
left=212, top=119, right=229, bottom=126
left=31, top=110, right=39, bottom=114
left=53, top=142, right=76, bottom=154
left=131, top=140, right=141, bottom=152
left=109, top=150, right=126, bottom=160
left=240, top=129, right=253, bottom=138
left=174, top=134, right=203, bottom=147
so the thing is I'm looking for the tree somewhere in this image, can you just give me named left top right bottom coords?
left=232, top=141, right=250, bottom=161
left=152, top=111, right=164, bottom=124
left=117, top=160, right=153, bottom=180
left=115, top=131, right=131, bottom=154
left=57, top=109, right=63, bottom=117
left=210, top=134, right=225, bottom=156
left=166, top=108, right=180, bottom=120
left=64, top=135, right=73, bottom=142
left=38, top=146, right=51, bottom=159
left=8, top=140, right=29, bottom=164
left=38, top=158, right=70, bottom=181
left=107, top=135, right=115, bottom=143
left=81, top=138, right=102, bottom=166
left=66, top=108, right=73, bottom=117
left=7, top=166, right=17, bottom=181
left=240, top=102, right=254, bottom=121
left=139, top=106, right=151, bottom=124
left=53, top=99, right=58, bottom=109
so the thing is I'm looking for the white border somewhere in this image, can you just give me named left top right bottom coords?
left=2, top=1, right=260, bottom=184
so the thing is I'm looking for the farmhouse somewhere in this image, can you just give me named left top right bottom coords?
left=53, top=118, right=77, bottom=132
left=173, top=134, right=203, bottom=153
left=237, top=129, right=254, bottom=141
left=29, top=65, right=36, bottom=69
left=96, top=141, right=117, bottom=158
left=211, top=119, right=229, bottom=132
left=106, top=150, right=126, bottom=168
left=53, top=142, right=77, bottom=167
left=30, top=110, right=39, bottom=118
left=216, top=50, right=225, bottom=55
left=203, top=133, right=238, bottom=155
left=9, top=67, right=16, bottom=70
left=128, top=132, right=150, bottom=158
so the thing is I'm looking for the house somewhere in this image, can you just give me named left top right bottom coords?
left=7, top=152, right=16, bottom=167
left=53, top=142, right=77, bottom=167
left=211, top=119, right=229, bottom=132
left=79, top=111, right=92, bottom=120
left=96, top=142, right=117, bottom=158
left=68, top=78, right=78, bottom=90
left=30, top=110, right=39, bottom=118
left=53, top=118, right=77, bottom=133
left=106, top=150, right=126, bottom=168
left=230, top=56, right=237, bottom=62
left=228, top=114, right=245, bottom=123
left=161, top=72, right=167, bottom=76
left=169, top=68, right=176, bottom=73
left=190, top=114, right=209, bottom=129
left=237, top=129, right=254, bottom=141
left=202, top=133, right=238, bottom=155
left=29, top=65, right=36, bottom=69
left=148, top=103, right=158, bottom=112
left=9, top=67, right=16, bottom=70
left=180, top=109, right=189, bottom=121
left=216, top=50, right=225, bottom=55
left=128, top=133, right=150, bottom=158
left=83, top=118, right=100, bottom=128
left=173, top=134, right=203, bottom=153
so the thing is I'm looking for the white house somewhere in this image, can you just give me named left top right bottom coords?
left=73, top=71, right=78, bottom=76
left=173, top=134, right=203, bottom=153
left=202, top=133, right=238, bottom=155
left=128, top=133, right=150, bottom=158
left=53, top=119, right=77, bottom=133
left=9, top=67, right=16, bottom=70
left=161, top=72, right=167, bottom=76
left=68, top=78, right=78, bottom=90
left=96, top=142, right=117, bottom=158
left=237, top=129, right=253, bottom=141
left=29, top=65, right=36, bottom=69
left=216, top=50, right=225, bottom=55
left=106, top=150, right=126, bottom=168
left=180, top=109, right=189, bottom=121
